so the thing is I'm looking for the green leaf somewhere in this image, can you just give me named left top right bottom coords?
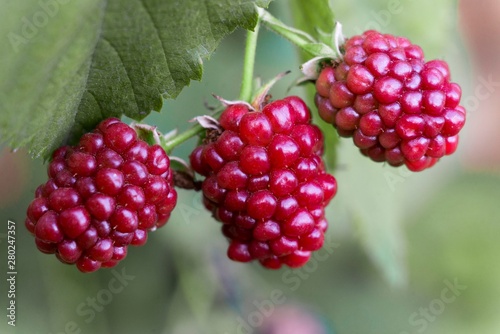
left=289, top=0, right=335, bottom=36
left=287, top=0, right=338, bottom=168
left=338, top=144, right=408, bottom=287
left=0, top=0, right=270, bottom=159
left=407, top=173, right=500, bottom=308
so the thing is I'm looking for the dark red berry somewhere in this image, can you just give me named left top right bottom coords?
left=25, top=118, right=177, bottom=272
left=227, top=241, right=252, bottom=262
left=35, top=211, right=64, bottom=243
left=315, top=30, right=465, bottom=171
left=147, top=145, right=170, bottom=175
left=67, top=152, right=97, bottom=177
left=95, top=168, right=124, bottom=196
left=57, top=240, right=82, bottom=264
left=282, top=250, right=311, bottom=268
left=48, top=188, right=81, bottom=212
left=103, top=122, right=137, bottom=153
left=190, top=96, right=337, bottom=269
left=110, top=207, right=138, bottom=233
left=239, top=112, right=273, bottom=146
left=58, top=206, right=91, bottom=239
left=96, top=148, right=123, bottom=169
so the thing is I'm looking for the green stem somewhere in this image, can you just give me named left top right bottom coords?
left=259, top=8, right=343, bottom=60
left=259, top=8, right=317, bottom=52
left=162, top=108, right=224, bottom=153
left=239, top=20, right=260, bottom=102
left=163, top=123, right=203, bottom=154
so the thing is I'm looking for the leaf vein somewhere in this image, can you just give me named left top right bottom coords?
left=100, top=36, right=141, bottom=114
left=137, top=0, right=175, bottom=93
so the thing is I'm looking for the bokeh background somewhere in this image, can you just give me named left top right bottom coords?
left=2, top=0, right=500, bottom=333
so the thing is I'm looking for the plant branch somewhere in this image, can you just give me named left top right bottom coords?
left=239, top=20, right=260, bottom=102
left=259, top=8, right=342, bottom=60
left=162, top=107, right=225, bottom=154
left=259, top=8, right=317, bottom=51
left=162, top=123, right=203, bottom=154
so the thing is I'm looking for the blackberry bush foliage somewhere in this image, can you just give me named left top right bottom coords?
left=25, top=119, right=177, bottom=272
left=190, top=96, right=337, bottom=269
left=6, top=1, right=465, bottom=276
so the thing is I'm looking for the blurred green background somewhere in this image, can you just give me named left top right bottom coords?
left=2, top=0, right=500, bottom=333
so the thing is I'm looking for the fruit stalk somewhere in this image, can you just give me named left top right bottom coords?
left=163, top=122, right=204, bottom=154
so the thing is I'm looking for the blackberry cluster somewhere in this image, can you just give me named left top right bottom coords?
left=315, top=30, right=466, bottom=171
left=25, top=118, right=177, bottom=272
left=190, top=97, right=337, bottom=269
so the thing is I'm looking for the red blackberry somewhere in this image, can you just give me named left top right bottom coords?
left=190, top=96, right=337, bottom=269
left=314, top=30, right=466, bottom=171
left=25, top=118, right=177, bottom=273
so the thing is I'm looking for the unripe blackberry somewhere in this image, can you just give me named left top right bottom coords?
left=315, top=30, right=466, bottom=171
left=190, top=96, right=337, bottom=269
left=25, top=118, right=177, bottom=272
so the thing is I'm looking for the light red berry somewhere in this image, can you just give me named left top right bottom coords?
left=315, top=30, right=465, bottom=171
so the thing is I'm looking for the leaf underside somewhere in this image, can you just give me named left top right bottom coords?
left=0, top=0, right=270, bottom=159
